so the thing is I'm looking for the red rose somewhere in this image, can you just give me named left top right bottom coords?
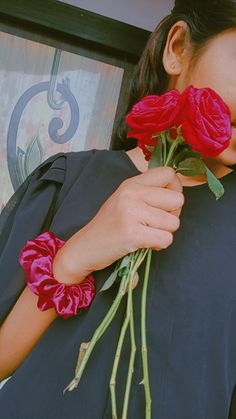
left=170, top=127, right=178, bottom=139
left=125, top=89, right=181, bottom=142
left=177, top=85, right=232, bottom=157
left=137, top=138, right=156, bottom=161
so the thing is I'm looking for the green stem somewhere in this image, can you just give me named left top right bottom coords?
left=109, top=249, right=149, bottom=418
left=120, top=249, right=148, bottom=417
left=121, top=271, right=136, bottom=419
left=110, top=311, right=130, bottom=419
left=110, top=253, right=136, bottom=418
left=141, top=249, right=153, bottom=418
left=164, top=133, right=182, bottom=166
left=64, top=271, right=131, bottom=393
left=161, top=132, right=167, bottom=163
left=132, top=249, right=149, bottom=275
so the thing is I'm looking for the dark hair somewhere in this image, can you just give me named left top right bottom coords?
left=112, top=0, right=236, bottom=150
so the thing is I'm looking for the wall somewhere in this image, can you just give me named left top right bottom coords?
left=58, top=0, right=174, bottom=31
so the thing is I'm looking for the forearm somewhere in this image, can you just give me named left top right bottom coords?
left=0, top=231, right=93, bottom=381
left=52, top=227, right=95, bottom=284
left=0, top=287, right=57, bottom=381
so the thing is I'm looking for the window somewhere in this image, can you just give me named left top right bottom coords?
left=0, top=0, right=149, bottom=208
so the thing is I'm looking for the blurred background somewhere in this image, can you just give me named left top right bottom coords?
left=0, top=0, right=174, bottom=211
left=59, top=0, right=174, bottom=30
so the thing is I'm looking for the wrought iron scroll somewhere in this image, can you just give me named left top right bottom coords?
left=7, top=49, right=80, bottom=190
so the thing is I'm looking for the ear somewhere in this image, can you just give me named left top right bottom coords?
left=162, top=20, right=192, bottom=76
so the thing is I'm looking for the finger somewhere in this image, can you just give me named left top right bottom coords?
left=139, top=204, right=180, bottom=233
left=169, top=207, right=182, bottom=217
left=140, top=186, right=185, bottom=213
left=125, top=272, right=139, bottom=293
left=135, top=225, right=174, bottom=251
left=133, top=166, right=183, bottom=192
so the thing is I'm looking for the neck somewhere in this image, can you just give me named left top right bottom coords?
left=126, top=147, right=235, bottom=186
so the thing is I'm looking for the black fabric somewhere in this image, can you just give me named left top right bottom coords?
left=0, top=148, right=236, bottom=419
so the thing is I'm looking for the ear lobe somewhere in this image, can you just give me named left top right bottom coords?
left=162, top=20, right=190, bottom=76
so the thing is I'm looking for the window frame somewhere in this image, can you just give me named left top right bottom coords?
left=0, top=0, right=150, bottom=150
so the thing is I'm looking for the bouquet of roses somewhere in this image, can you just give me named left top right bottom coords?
left=64, top=85, right=232, bottom=418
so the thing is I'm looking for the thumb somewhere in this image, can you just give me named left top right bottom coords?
left=125, top=272, right=139, bottom=293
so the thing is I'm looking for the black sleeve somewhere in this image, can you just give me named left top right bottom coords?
left=0, top=150, right=95, bottom=324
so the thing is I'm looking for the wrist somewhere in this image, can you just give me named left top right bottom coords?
left=52, top=247, right=93, bottom=285
left=18, top=231, right=96, bottom=319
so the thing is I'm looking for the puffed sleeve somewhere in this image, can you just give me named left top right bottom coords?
left=0, top=149, right=96, bottom=324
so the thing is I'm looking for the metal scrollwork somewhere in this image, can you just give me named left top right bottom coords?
left=7, top=48, right=80, bottom=190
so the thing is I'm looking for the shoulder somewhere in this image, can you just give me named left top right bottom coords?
left=33, top=149, right=98, bottom=184
left=33, top=148, right=128, bottom=187
left=62, top=148, right=126, bottom=178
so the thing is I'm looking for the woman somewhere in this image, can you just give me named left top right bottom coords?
left=1, top=0, right=236, bottom=417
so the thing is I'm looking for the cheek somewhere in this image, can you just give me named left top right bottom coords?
left=189, top=65, right=224, bottom=94
left=189, top=65, right=236, bottom=122
left=230, top=127, right=236, bottom=148
left=216, top=128, right=236, bottom=165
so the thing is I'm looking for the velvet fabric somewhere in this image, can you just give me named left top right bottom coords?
left=19, top=231, right=96, bottom=318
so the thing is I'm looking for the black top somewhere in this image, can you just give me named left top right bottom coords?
left=0, top=149, right=236, bottom=419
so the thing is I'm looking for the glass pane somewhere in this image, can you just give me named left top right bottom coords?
left=0, top=31, right=124, bottom=209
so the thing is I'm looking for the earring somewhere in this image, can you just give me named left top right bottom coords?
left=171, top=63, right=175, bottom=69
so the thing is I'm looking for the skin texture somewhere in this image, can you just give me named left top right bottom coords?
left=1, top=21, right=236, bottom=380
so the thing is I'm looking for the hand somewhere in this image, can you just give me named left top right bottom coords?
left=53, top=167, right=184, bottom=284
left=125, top=272, right=139, bottom=293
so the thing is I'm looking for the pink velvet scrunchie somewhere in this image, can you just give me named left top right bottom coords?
left=18, top=231, right=96, bottom=319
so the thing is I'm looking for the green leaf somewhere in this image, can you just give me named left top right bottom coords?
left=75, top=342, right=90, bottom=376
left=148, top=138, right=163, bottom=168
left=205, top=166, right=225, bottom=200
left=63, top=341, right=90, bottom=392
left=99, top=270, right=119, bottom=293
left=117, top=266, right=130, bottom=277
left=173, top=148, right=201, bottom=167
left=118, top=254, right=131, bottom=270
left=99, top=255, right=131, bottom=292
left=176, top=157, right=206, bottom=176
